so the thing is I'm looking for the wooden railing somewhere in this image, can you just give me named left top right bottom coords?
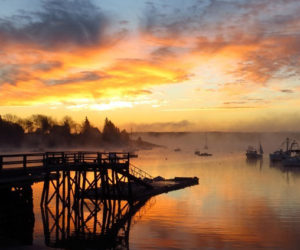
left=0, top=151, right=154, bottom=184
left=0, top=151, right=131, bottom=171
left=129, top=163, right=153, bottom=180
left=0, top=153, right=44, bottom=170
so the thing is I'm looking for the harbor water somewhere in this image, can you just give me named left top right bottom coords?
left=3, top=133, right=300, bottom=249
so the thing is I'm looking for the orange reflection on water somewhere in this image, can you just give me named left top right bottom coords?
left=129, top=150, right=300, bottom=249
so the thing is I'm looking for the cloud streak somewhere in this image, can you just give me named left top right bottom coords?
left=0, top=0, right=110, bottom=49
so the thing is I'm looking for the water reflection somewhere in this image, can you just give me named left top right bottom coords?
left=0, top=185, right=34, bottom=247
left=41, top=187, right=155, bottom=249
left=270, top=161, right=300, bottom=183
left=246, top=158, right=263, bottom=170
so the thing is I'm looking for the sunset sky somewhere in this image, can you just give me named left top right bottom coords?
left=0, top=0, right=300, bottom=132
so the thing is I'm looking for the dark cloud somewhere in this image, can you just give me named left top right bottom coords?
left=45, top=71, right=105, bottom=85
left=0, top=64, right=32, bottom=85
left=32, top=61, right=63, bottom=72
left=280, top=89, right=294, bottom=93
left=151, top=47, right=175, bottom=58
left=0, top=0, right=110, bottom=49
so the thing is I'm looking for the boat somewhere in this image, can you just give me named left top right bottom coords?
left=195, top=133, right=213, bottom=157
left=194, top=150, right=200, bottom=155
left=246, top=143, right=263, bottom=159
left=174, top=148, right=181, bottom=152
left=194, top=150, right=212, bottom=157
left=269, top=138, right=299, bottom=162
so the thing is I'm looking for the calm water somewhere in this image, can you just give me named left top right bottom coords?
left=3, top=133, right=300, bottom=249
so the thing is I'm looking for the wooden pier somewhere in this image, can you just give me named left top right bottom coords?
left=0, top=151, right=198, bottom=248
left=0, top=151, right=199, bottom=201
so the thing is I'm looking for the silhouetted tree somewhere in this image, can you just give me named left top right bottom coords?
left=102, top=118, right=121, bottom=143
left=62, top=116, right=77, bottom=133
left=79, top=117, right=101, bottom=146
left=31, top=115, right=54, bottom=134
left=0, top=114, right=133, bottom=149
left=21, top=119, right=34, bottom=133
left=0, top=115, right=24, bottom=146
left=81, top=117, right=91, bottom=134
left=120, top=129, right=130, bottom=143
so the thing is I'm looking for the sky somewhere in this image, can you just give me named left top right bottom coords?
left=0, top=0, right=300, bottom=132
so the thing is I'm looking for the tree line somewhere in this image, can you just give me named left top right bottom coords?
left=0, top=114, right=130, bottom=149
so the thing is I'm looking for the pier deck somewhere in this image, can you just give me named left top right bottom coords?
left=0, top=151, right=199, bottom=201
left=84, top=177, right=199, bottom=200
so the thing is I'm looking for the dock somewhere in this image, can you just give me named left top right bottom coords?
left=0, top=151, right=198, bottom=249
left=84, top=177, right=199, bottom=200
left=0, top=151, right=199, bottom=202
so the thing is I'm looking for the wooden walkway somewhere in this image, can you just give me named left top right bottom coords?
left=0, top=151, right=198, bottom=248
left=0, top=151, right=147, bottom=186
left=0, top=151, right=199, bottom=201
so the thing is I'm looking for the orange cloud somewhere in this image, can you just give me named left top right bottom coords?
left=0, top=42, right=190, bottom=107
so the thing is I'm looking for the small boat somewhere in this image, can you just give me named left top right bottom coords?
left=269, top=138, right=299, bottom=162
left=246, top=143, right=263, bottom=159
left=195, top=150, right=212, bottom=157
left=174, top=148, right=181, bottom=152
left=195, top=133, right=213, bottom=157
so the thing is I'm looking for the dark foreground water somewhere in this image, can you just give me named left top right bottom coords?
left=2, top=133, right=300, bottom=249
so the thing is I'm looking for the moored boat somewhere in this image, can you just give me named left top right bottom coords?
left=194, top=150, right=212, bottom=157
left=195, top=133, right=213, bottom=157
left=246, top=143, right=263, bottom=159
left=269, top=138, right=299, bottom=162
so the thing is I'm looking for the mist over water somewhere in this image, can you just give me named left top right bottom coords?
left=2, top=132, right=300, bottom=249
left=135, top=132, right=300, bottom=155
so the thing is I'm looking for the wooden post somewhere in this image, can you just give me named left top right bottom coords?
left=23, top=155, right=27, bottom=170
left=0, top=156, right=2, bottom=171
left=97, top=153, right=101, bottom=164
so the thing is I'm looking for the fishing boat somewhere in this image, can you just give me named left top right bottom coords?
left=269, top=138, right=299, bottom=162
left=246, top=143, right=263, bottom=159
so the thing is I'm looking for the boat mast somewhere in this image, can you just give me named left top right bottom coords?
left=204, top=133, right=208, bottom=150
left=259, top=143, right=263, bottom=154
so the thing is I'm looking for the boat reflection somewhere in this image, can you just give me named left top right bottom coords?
left=41, top=194, right=155, bottom=249
left=0, top=185, right=34, bottom=248
left=246, top=157, right=263, bottom=170
left=270, top=161, right=300, bottom=183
